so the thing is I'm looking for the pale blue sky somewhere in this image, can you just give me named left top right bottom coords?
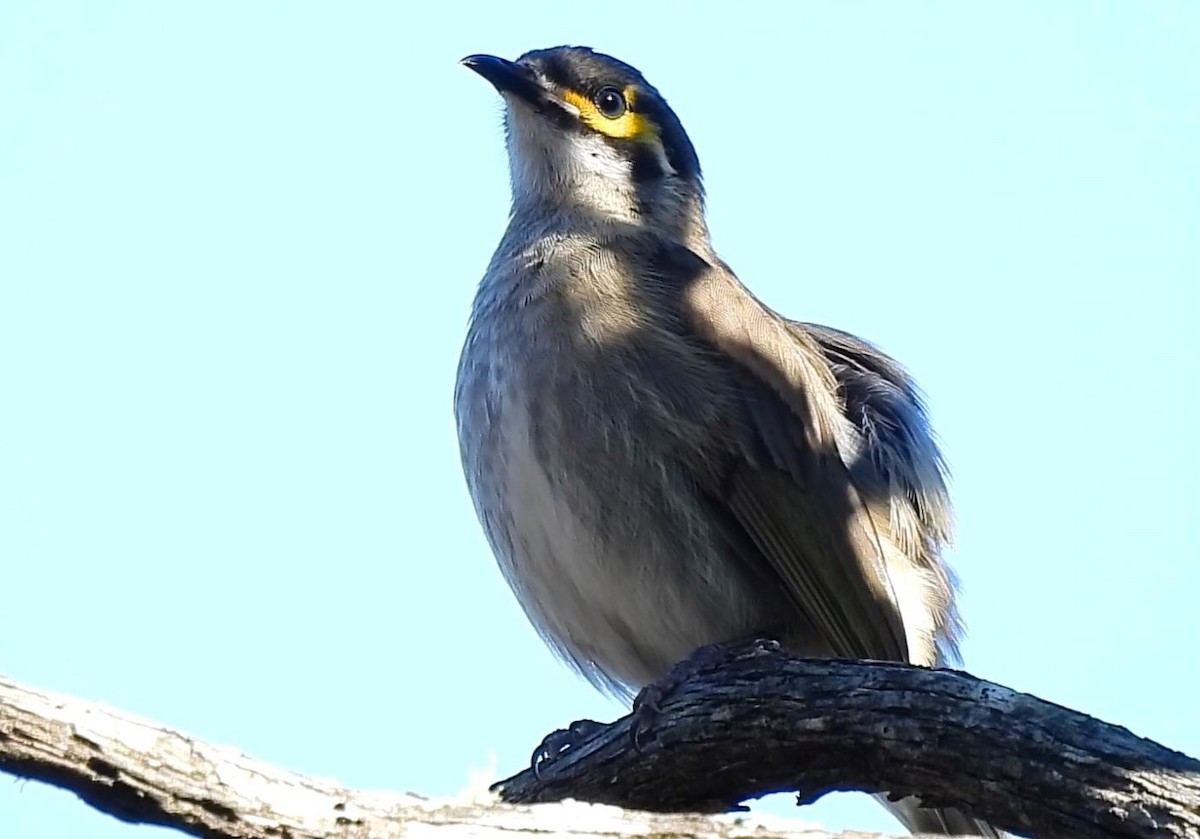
left=1, top=3, right=1196, bottom=837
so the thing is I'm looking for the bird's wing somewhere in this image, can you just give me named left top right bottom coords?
left=795, top=320, right=963, bottom=667
left=667, top=246, right=910, bottom=661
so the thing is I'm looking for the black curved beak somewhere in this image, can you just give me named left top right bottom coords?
left=460, top=54, right=572, bottom=117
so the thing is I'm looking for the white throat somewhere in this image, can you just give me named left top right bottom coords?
left=504, top=104, right=641, bottom=223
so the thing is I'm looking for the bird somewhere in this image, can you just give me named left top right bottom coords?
left=454, top=45, right=1003, bottom=838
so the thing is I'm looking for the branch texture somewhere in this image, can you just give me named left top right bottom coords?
left=496, top=643, right=1200, bottom=839
left=4, top=644, right=1200, bottom=839
left=0, top=675, right=892, bottom=839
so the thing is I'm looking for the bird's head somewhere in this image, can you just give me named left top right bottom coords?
left=462, top=46, right=706, bottom=238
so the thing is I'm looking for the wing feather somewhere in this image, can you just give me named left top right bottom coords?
left=669, top=246, right=909, bottom=661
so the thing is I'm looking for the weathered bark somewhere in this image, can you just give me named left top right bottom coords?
left=497, top=643, right=1200, bottom=838
left=0, top=673, right=886, bottom=839
left=2, top=644, right=1198, bottom=839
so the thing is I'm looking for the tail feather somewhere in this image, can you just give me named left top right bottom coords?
left=879, top=793, right=1009, bottom=837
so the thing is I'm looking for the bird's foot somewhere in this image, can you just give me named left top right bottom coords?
left=630, top=637, right=781, bottom=750
left=530, top=718, right=606, bottom=777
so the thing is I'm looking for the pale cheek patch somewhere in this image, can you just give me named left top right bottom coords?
left=505, top=107, right=635, bottom=202
left=567, top=134, right=631, bottom=181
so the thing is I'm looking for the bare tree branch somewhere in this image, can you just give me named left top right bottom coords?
left=495, top=643, right=1200, bottom=839
left=0, top=674, right=889, bottom=839
left=3, top=643, right=1199, bottom=839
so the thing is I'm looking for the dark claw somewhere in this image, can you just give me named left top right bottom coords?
left=630, top=681, right=668, bottom=750
left=530, top=718, right=605, bottom=777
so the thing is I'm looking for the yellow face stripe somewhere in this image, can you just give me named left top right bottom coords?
left=561, top=85, right=659, bottom=142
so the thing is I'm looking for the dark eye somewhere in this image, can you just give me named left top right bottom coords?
left=593, top=87, right=626, bottom=119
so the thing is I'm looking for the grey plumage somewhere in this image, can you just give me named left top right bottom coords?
left=455, top=46, right=1002, bottom=837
